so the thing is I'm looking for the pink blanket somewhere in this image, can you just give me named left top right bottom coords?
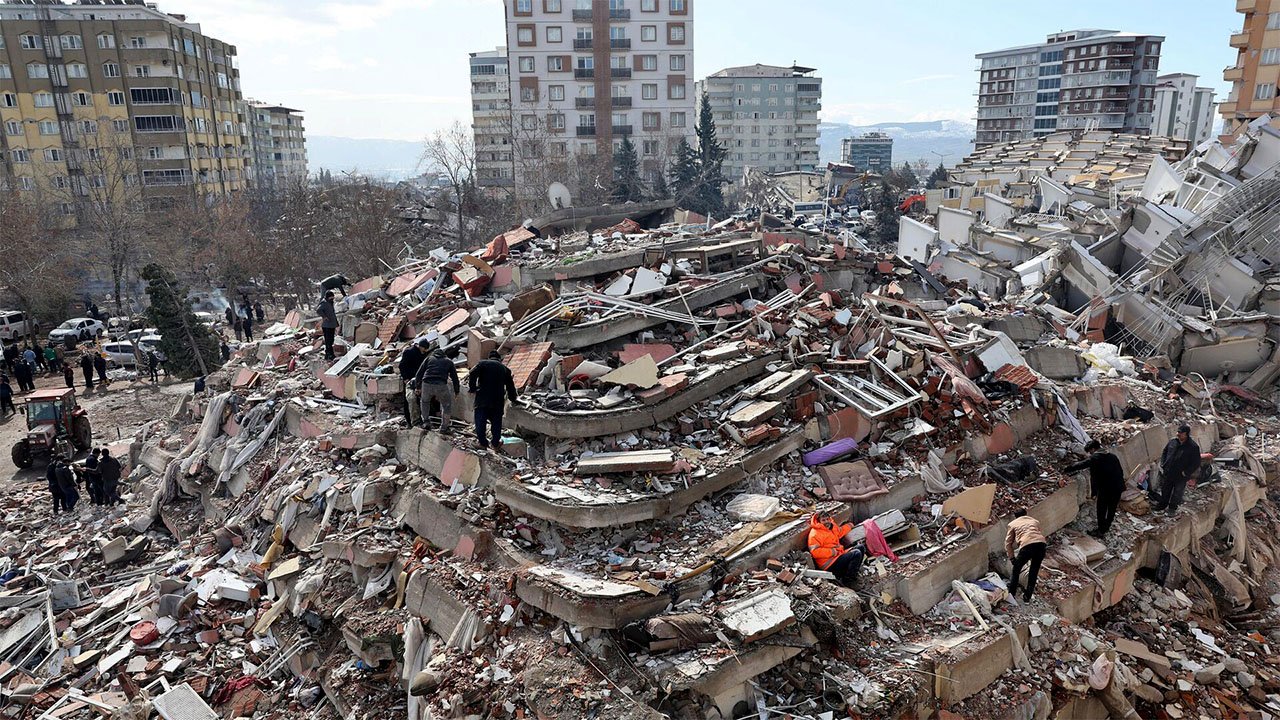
left=862, top=518, right=899, bottom=562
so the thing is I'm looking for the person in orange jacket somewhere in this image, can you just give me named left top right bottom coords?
left=808, top=513, right=865, bottom=587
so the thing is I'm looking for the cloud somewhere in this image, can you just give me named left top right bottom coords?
left=902, top=74, right=956, bottom=85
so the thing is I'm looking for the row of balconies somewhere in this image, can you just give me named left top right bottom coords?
left=572, top=8, right=630, bottom=20
left=575, top=125, right=634, bottom=136
left=572, top=38, right=632, bottom=49
left=574, top=96, right=633, bottom=108
left=574, top=67, right=633, bottom=79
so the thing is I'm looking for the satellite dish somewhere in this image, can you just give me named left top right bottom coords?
left=548, top=182, right=572, bottom=210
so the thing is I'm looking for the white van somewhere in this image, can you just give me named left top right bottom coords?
left=0, top=310, right=35, bottom=340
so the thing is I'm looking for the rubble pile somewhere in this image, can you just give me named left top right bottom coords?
left=6, top=121, right=1280, bottom=720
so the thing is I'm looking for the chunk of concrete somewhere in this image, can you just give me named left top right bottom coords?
left=718, top=589, right=795, bottom=643
left=1024, top=346, right=1087, bottom=380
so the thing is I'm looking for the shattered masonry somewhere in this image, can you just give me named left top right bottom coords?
left=7, top=120, right=1280, bottom=720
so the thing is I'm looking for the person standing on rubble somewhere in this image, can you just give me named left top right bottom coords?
left=61, top=362, right=74, bottom=390
left=93, top=351, right=108, bottom=386
left=1064, top=440, right=1125, bottom=538
left=99, top=448, right=122, bottom=505
left=146, top=350, right=160, bottom=383
left=317, top=291, right=339, bottom=361
left=47, top=457, right=66, bottom=513
left=468, top=350, right=517, bottom=452
left=1152, top=424, right=1201, bottom=515
left=79, top=352, right=94, bottom=390
left=254, top=300, right=265, bottom=324
left=84, top=447, right=104, bottom=505
left=50, top=456, right=78, bottom=512
left=807, top=514, right=865, bottom=587
left=414, top=348, right=460, bottom=433
left=399, top=338, right=430, bottom=426
left=224, top=305, right=235, bottom=333
left=1005, top=509, right=1047, bottom=602
left=241, top=306, right=254, bottom=342
left=0, top=375, right=13, bottom=417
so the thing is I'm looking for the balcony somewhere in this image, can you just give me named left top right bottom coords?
left=1220, top=100, right=1238, bottom=114
left=572, top=8, right=592, bottom=20
left=576, top=126, right=596, bottom=136
left=1225, top=65, right=1245, bottom=81
left=610, top=67, right=631, bottom=79
left=1238, top=0, right=1256, bottom=11
left=573, top=38, right=593, bottom=49
left=609, top=8, right=630, bottom=19
left=611, top=96, right=632, bottom=108
left=1231, top=31, right=1251, bottom=48
left=574, top=68, right=595, bottom=79
left=610, top=38, right=631, bottom=49
left=611, top=124, right=633, bottom=135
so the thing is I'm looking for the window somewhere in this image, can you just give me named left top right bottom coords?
left=669, top=82, right=686, bottom=99
left=640, top=55, right=657, bottom=71
left=609, top=0, right=625, bottom=9
left=642, top=112, right=660, bottom=130
left=133, top=65, right=151, bottom=77
left=547, top=26, right=562, bottom=42
left=20, top=34, right=41, bottom=50
left=668, top=24, right=684, bottom=42
left=60, top=34, right=82, bottom=50
left=549, top=84, right=565, bottom=101
left=516, top=0, right=533, bottom=10
left=33, top=93, right=53, bottom=108
left=39, top=120, right=58, bottom=135
left=71, top=92, right=90, bottom=106
left=518, top=56, right=535, bottom=72
left=610, top=55, right=627, bottom=69
left=642, top=140, right=659, bottom=155
left=1, top=94, right=15, bottom=108
left=548, top=56, right=564, bottom=71
left=217, top=72, right=228, bottom=89
left=10, top=148, right=28, bottom=163
left=551, top=141, right=567, bottom=157
left=670, top=0, right=686, bottom=11
left=107, top=91, right=125, bottom=106
left=0, top=65, right=8, bottom=79
left=4, top=121, right=19, bottom=136
left=112, top=119, right=128, bottom=132
left=642, top=0, right=657, bottom=9
left=1263, top=48, right=1280, bottom=65
left=671, top=111, right=686, bottom=128
left=128, top=36, right=147, bottom=48
left=146, top=146, right=162, bottom=159
left=1256, top=83, right=1275, bottom=100
left=520, top=86, right=537, bottom=102
left=27, top=63, right=48, bottom=79
left=44, top=148, right=62, bottom=161
left=670, top=54, right=685, bottom=71
left=611, top=112, right=627, bottom=127
left=67, top=63, right=87, bottom=78
left=132, top=88, right=177, bottom=104
left=16, top=177, right=33, bottom=191
left=521, top=114, right=537, bottom=130
left=517, top=27, right=534, bottom=44
left=103, top=62, right=120, bottom=78
left=1269, top=12, right=1280, bottom=30
left=576, top=27, right=593, bottom=40
left=549, top=113, right=565, bottom=129
left=546, top=0, right=561, bottom=9
left=641, top=25, right=656, bottom=41
left=98, top=33, right=115, bottom=49
left=191, top=91, right=204, bottom=107
left=579, top=113, right=596, bottom=127
left=642, top=83, right=657, bottom=100
left=80, top=120, right=96, bottom=134
left=576, top=56, right=594, bottom=70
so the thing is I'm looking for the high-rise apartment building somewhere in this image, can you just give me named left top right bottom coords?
left=1151, top=73, right=1215, bottom=144
left=696, top=64, right=821, bottom=180
left=246, top=101, right=306, bottom=188
left=501, top=0, right=695, bottom=187
left=1222, top=0, right=1280, bottom=135
left=975, top=30, right=1162, bottom=148
left=470, top=47, right=513, bottom=189
left=840, top=132, right=892, bottom=173
left=0, top=0, right=249, bottom=206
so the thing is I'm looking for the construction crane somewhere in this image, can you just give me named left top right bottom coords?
left=898, top=193, right=927, bottom=214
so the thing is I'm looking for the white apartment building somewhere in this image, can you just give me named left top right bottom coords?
left=502, top=0, right=695, bottom=185
left=1152, top=73, right=1216, bottom=144
left=470, top=47, right=513, bottom=189
left=697, top=64, right=821, bottom=181
left=245, top=101, right=307, bottom=188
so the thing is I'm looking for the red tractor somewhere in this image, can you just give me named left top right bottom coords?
left=11, top=387, right=92, bottom=468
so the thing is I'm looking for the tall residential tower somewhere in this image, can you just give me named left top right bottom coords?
left=1222, top=0, right=1280, bottom=135
left=1151, top=73, right=1215, bottom=144
left=696, top=64, right=821, bottom=180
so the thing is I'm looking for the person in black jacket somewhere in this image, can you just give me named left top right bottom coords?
left=317, top=291, right=339, bottom=360
left=80, top=353, right=94, bottom=389
left=1064, top=440, right=1125, bottom=537
left=93, top=351, right=108, bottom=385
left=99, top=448, right=122, bottom=505
left=53, top=457, right=78, bottom=512
left=468, top=350, right=517, bottom=452
left=414, top=349, right=460, bottom=432
left=1153, top=425, right=1201, bottom=515
left=399, top=338, right=430, bottom=426
left=47, top=459, right=65, bottom=513
left=83, top=448, right=103, bottom=505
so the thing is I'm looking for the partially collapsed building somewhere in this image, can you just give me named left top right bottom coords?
left=5, top=122, right=1280, bottom=720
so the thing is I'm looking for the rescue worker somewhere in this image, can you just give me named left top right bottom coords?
left=399, top=338, right=430, bottom=426
left=1064, top=439, right=1125, bottom=537
left=468, top=350, right=517, bottom=452
left=56, top=457, right=78, bottom=512
left=93, top=351, right=108, bottom=385
left=807, top=513, right=865, bottom=587
left=1152, top=424, right=1201, bottom=515
left=317, top=291, right=339, bottom=361
left=80, top=352, right=94, bottom=389
left=83, top=448, right=104, bottom=505
left=413, top=348, right=460, bottom=433
left=1005, top=509, right=1047, bottom=602
left=47, top=457, right=65, bottom=513
left=99, top=448, right=122, bottom=505
left=62, top=363, right=74, bottom=389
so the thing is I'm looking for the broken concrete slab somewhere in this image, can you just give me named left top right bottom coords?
left=718, top=589, right=795, bottom=642
left=598, top=354, right=660, bottom=390
left=575, top=449, right=676, bottom=475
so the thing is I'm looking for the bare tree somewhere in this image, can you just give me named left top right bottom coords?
left=0, top=188, right=78, bottom=324
left=320, top=178, right=410, bottom=278
left=422, top=121, right=476, bottom=249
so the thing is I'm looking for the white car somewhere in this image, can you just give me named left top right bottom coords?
left=48, top=317, right=106, bottom=344
left=137, top=334, right=163, bottom=354
left=193, top=311, right=219, bottom=328
left=0, top=310, right=37, bottom=340
left=101, top=341, right=139, bottom=367
left=126, top=328, right=158, bottom=345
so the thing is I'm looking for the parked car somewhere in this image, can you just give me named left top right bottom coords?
left=125, top=328, right=158, bottom=345
left=137, top=334, right=163, bottom=354
left=860, top=210, right=878, bottom=224
left=101, top=341, right=139, bottom=367
left=0, top=310, right=37, bottom=341
left=48, top=318, right=106, bottom=344
left=193, top=311, right=219, bottom=328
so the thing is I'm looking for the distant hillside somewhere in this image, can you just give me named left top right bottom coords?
left=819, top=120, right=976, bottom=168
left=308, top=136, right=423, bottom=180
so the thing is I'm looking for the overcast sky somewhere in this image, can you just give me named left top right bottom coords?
left=159, top=0, right=1240, bottom=141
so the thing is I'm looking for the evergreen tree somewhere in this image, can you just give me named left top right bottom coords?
left=692, top=93, right=728, bottom=217
left=898, top=162, right=919, bottom=190
left=875, top=181, right=900, bottom=244
left=610, top=136, right=644, bottom=203
left=926, top=163, right=949, bottom=190
left=650, top=166, right=670, bottom=200
left=142, top=263, right=221, bottom=379
left=668, top=138, right=700, bottom=207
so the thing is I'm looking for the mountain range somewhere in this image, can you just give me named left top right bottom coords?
left=308, top=135, right=424, bottom=181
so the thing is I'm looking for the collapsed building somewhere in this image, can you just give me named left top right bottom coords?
left=3, top=124, right=1280, bottom=720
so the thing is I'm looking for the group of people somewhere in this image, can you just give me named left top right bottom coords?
left=225, top=298, right=266, bottom=343
left=47, top=447, right=123, bottom=513
left=398, top=338, right=518, bottom=453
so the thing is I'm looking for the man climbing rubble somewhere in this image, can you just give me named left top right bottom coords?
left=399, top=337, right=430, bottom=426
left=807, top=513, right=865, bottom=587
left=1005, top=509, right=1046, bottom=603
left=468, top=350, right=517, bottom=452
left=1064, top=440, right=1125, bottom=538
left=413, top=348, right=459, bottom=433
left=1152, top=425, right=1201, bottom=516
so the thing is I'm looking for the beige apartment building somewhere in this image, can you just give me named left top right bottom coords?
left=246, top=100, right=306, bottom=189
left=500, top=0, right=695, bottom=187
left=0, top=0, right=249, bottom=210
left=697, top=64, right=822, bottom=180
left=1223, top=0, right=1280, bottom=134
left=470, top=46, right=513, bottom=189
